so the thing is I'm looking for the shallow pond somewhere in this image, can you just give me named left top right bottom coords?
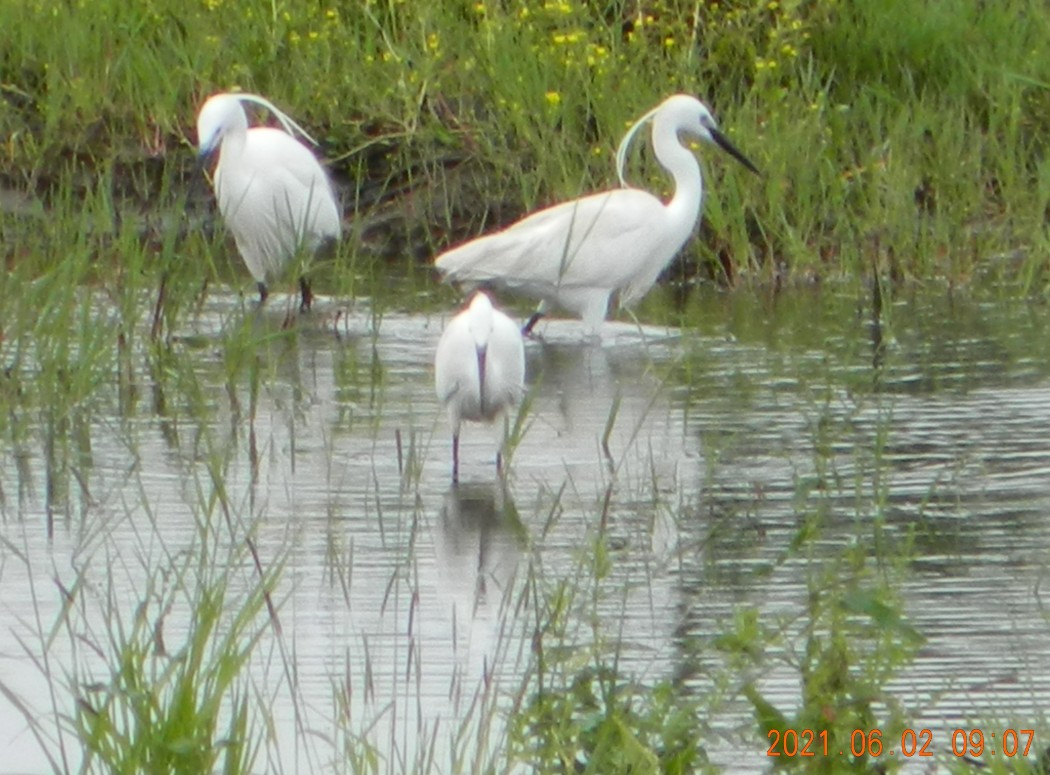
left=2, top=284, right=1050, bottom=772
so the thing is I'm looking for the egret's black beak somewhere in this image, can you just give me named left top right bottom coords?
left=188, top=146, right=217, bottom=213
left=196, top=145, right=218, bottom=174
left=476, top=345, right=487, bottom=415
left=709, top=127, right=760, bottom=175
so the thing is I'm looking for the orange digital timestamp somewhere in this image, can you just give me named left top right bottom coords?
left=766, top=728, right=1036, bottom=758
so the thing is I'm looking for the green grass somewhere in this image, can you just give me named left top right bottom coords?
left=1, top=421, right=282, bottom=774
left=3, top=1, right=1050, bottom=773
left=4, top=0, right=1050, bottom=295
left=1, top=277, right=1037, bottom=774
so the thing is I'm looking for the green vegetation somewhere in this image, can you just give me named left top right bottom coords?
left=3, top=0, right=1050, bottom=290
left=2, top=1, right=1050, bottom=773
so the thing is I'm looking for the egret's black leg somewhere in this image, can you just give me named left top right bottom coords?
left=299, top=276, right=313, bottom=312
left=522, top=310, right=545, bottom=336
left=257, top=282, right=269, bottom=305
left=452, top=434, right=460, bottom=483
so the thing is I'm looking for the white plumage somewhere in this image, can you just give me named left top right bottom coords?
left=435, top=292, right=526, bottom=482
left=196, top=92, right=342, bottom=311
left=434, top=94, right=757, bottom=332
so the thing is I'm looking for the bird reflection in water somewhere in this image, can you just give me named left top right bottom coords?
left=432, top=482, right=525, bottom=676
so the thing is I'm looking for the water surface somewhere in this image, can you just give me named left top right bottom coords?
left=2, top=286, right=1050, bottom=772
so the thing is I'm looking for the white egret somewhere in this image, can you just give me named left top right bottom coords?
left=196, top=92, right=342, bottom=312
left=433, top=94, right=758, bottom=333
left=435, top=291, right=526, bottom=482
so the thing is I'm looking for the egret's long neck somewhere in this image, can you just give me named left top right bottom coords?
left=651, top=112, right=703, bottom=230
left=221, top=120, right=249, bottom=158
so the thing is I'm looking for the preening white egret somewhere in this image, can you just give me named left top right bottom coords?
left=434, top=94, right=758, bottom=333
left=435, top=291, right=526, bottom=482
left=196, top=92, right=342, bottom=311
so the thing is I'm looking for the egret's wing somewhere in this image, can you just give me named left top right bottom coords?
left=435, top=188, right=663, bottom=297
left=434, top=314, right=471, bottom=406
left=240, top=129, right=342, bottom=242
left=215, top=172, right=290, bottom=281
left=487, top=311, right=526, bottom=407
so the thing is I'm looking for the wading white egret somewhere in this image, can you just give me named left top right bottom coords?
left=435, top=291, right=526, bottom=482
left=434, top=94, right=758, bottom=333
left=196, top=92, right=342, bottom=311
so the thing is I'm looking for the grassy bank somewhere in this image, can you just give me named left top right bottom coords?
left=3, top=0, right=1050, bottom=290
left=3, top=2, right=1050, bottom=773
